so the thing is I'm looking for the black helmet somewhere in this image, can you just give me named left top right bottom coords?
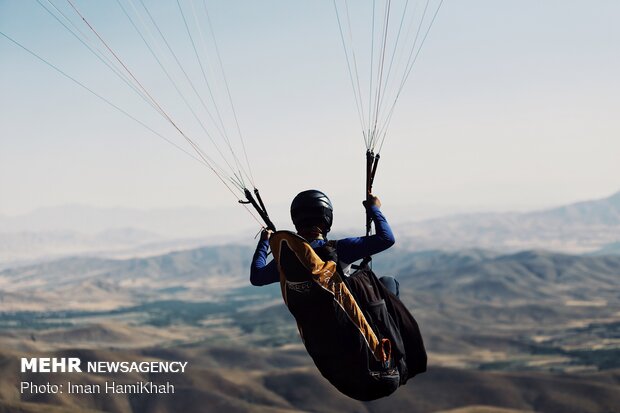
left=290, top=190, right=333, bottom=232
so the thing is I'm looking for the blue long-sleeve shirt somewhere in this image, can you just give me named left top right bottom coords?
left=250, top=205, right=395, bottom=286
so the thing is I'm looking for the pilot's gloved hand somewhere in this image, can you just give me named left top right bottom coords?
left=260, top=229, right=273, bottom=241
left=362, top=194, right=382, bottom=209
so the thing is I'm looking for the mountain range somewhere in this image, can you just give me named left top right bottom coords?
left=396, top=190, right=620, bottom=253
left=1, top=192, right=619, bottom=412
left=1, top=245, right=618, bottom=367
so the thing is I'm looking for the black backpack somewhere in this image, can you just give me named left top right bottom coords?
left=270, top=231, right=427, bottom=401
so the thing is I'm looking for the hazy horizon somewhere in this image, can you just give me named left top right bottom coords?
left=4, top=188, right=618, bottom=219
left=1, top=185, right=618, bottom=223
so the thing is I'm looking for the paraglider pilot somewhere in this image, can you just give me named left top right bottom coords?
left=248, top=190, right=426, bottom=401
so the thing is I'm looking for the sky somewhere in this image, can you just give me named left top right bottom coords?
left=1, top=0, right=619, bottom=229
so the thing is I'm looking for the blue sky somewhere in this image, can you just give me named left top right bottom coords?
left=1, top=1, right=619, bottom=227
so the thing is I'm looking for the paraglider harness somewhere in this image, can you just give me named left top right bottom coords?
left=265, top=151, right=426, bottom=401
left=270, top=231, right=426, bottom=400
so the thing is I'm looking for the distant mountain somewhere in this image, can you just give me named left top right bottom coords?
left=590, top=241, right=620, bottom=256
left=397, top=190, right=620, bottom=253
left=395, top=250, right=620, bottom=303
left=0, top=244, right=254, bottom=311
left=530, top=190, right=620, bottom=226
